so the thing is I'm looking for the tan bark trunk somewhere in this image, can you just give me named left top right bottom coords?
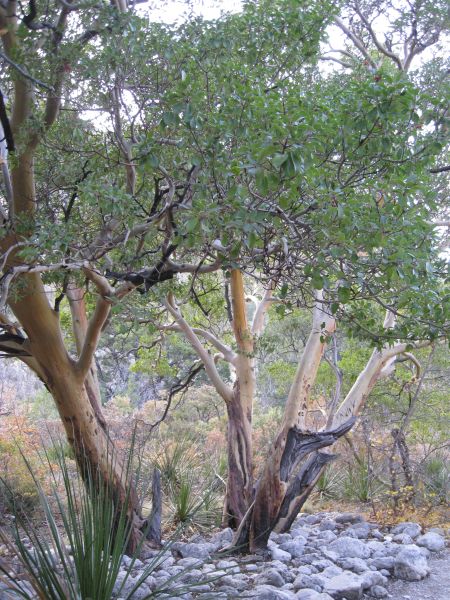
left=223, top=381, right=254, bottom=528
left=230, top=270, right=255, bottom=418
left=9, top=275, right=151, bottom=554
left=223, top=270, right=256, bottom=527
left=67, top=284, right=106, bottom=430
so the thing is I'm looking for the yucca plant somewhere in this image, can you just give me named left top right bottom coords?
left=342, top=460, right=384, bottom=503
left=168, top=475, right=222, bottom=533
left=154, top=438, right=202, bottom=488
left=342, top=461, right=371, bottom=502
left=0, top=440, right=215, bottom=599
left=314, top=464, right=344, bottom=501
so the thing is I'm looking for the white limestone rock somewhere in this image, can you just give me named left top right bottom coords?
left=322, top=571, right=364, bottom=600
left=391, top=522, right=422, bottom=539
left=328, top=537, right=371, bottom=559
left=393, top=544, right=430, bottom=581
left=416, top=531, right=446, bottom=552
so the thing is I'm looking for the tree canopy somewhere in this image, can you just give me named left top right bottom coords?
left=0, top=0, right=448, bottom=553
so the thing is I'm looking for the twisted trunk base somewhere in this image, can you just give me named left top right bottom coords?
left=223, top=387, right=254, bottom=529
left=228, top=418, right=355, bottom=553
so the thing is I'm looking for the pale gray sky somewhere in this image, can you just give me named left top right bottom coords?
left=138, top=0, right=242, bottom=23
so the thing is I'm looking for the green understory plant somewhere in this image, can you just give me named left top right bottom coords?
left=313, top=463, right=344, bottom=501
left=0, top=441, right=212, bottom=599
left=168, top=474, right=223, bottom=532
left=342, top=460, right=384, bottom=503
left=420, top=453, right=449, bottom=505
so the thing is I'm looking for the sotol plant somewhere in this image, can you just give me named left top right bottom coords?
left=0, top=441, right=210, bottom=599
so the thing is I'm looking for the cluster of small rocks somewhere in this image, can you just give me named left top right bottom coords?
left=113, top=512, right=447, bottom=599
left=0, top=512, right=446, bottom=599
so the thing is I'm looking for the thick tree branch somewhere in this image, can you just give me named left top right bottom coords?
left=67, top=283, right=107, bottom=429
left=287, top=291, right=336, bottom=430
left=166, top=257, right=222, bottom=274
left=251, top=284, right=275, bottom=337
left=75, top=295, right=111, bottom=379
left=397, top=351, right=421, bottom=381
left=161, top=322, right=237, bottom=364
left=429, top=165, right=450, bottom=174
left=75, top=267, right=134, bottom=379
left=163, top=293, right=233, bottom=403
left=334, top=16, right=378, bottom=70
left=353, top=3, right=403, bottom=70
left=332, top=326, right=431, bottom=428
left=319, top=55, right=353, bottom=68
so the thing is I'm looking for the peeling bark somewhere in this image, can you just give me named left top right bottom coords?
left=223, top=381, right=254, bottom=528
left=275, top=452, right=335, bottom=533
left=247, top=418, right=354, bottom=551
left=228, top=419, right=354, bottom=553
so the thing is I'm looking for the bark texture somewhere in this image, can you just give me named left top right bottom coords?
left=232, top=418, right=354, bottom=552
left=164, top=270, right=257, bottom=529
left=9, top=274, right=154, bottom=553
left=223, top=270, right=256, bottom=527
left=223, top=381, right=254, bottom=528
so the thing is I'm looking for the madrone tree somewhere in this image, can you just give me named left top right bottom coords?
left=131, top=0, right=449, bottom=550
left=0, top=0, right=336, bottom=551
left=0, top=0, right=447, bottom=553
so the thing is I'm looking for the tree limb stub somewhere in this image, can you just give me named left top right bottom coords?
left=276, top=452, right=336, bottom=533
left=0, top=332, right=31, bottom=356
left=279, top=417, right=356, bottom=482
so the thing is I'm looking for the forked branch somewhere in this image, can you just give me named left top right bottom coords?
left=163, top=293, right=233, bottom=403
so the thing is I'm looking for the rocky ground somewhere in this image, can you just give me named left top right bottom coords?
left=1, top=512, right=447, bottom=599
left=384, top=551, right=449, bottom=600
left=115, top=512, right=448, bottom=599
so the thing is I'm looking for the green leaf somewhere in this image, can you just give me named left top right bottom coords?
left=272, top=153, right=288, bottom=169
left=255, top=170, right=269, bottom=195
left=145, top=153, right=159, bottom=168
left=331, top=302, right=340, bottom=314
left=338, top=286, right=351, bottom=304
left=185, top=218, right=199, bottom=233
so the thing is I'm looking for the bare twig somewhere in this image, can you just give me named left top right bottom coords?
left=0, top=51, right=53, bottom=91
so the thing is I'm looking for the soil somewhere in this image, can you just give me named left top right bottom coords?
left=383, top=550, right=449, bottom=600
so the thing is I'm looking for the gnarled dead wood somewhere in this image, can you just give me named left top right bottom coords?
left=228, top=417, right=355, bottom=553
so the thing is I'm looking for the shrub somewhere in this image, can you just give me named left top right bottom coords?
left=0, top=440, right=213, bottom=599
left=168, top=474, right=223, bottom=532
left=45, top=440, right=75, bottom=462
left=420, top=453, right=449, bottom=505
left=154, top=437, right=202, bottom=488
left=0, top=437, right=41, bottom=519
left=342, top=460, right=383, bottom=503
left=313, top=464, right=344, bottom=501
